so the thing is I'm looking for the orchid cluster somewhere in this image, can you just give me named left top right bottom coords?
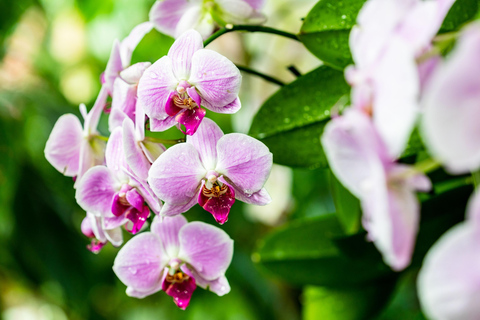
left=45, top=0, right=271, bottom=310
left=322, top=0, right=480, bottom=318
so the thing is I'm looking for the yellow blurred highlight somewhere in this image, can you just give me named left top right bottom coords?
left=60, top=65, right=98, bottom=105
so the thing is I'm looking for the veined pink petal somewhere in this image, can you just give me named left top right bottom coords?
left=45, top=114, right=83, bottom=177
left=126, top=282, right=163, bottom=299
left=422, top=23, right=480, bottom=173
left=168, top=29, right=204, bottom=80
left=110, top=78, right=136, bottom=131
left=140, top=140, right=166, bottom=163
left=113, top=232, right=167, bottom=294
left=186, top=118, right=223, bottom=170
left=215, top=133, right=272, bottom=196
left=123, top=118, right=150, bottom=181
left=228, top=181, right=271, bottom=206
left=202, top=97, right=241, bottom=114
left=149, top=116, right=177, bottom=132
left=85, top=86, right=109, bottom=135
left=106, top=127, right=129, bottom=180
left=178, top=221, right=233, bottom=281
left=119, top=62, right=151, bottom=85
left=109, top=108, right=130, bottom=133
left=151, top=215, right=188, bottom=259
left=216, top=0, right=266, bottom=25
left=75, top=138, right=106, bottom=189
left=149, top=0, right=193, bottom=38
left=189, top=49, right=242, bottom=108
left=119, top=22, right=154, bottom=68
left=175, top=107, right=206, bottom=136
left=124, top=204, right=150, bottom=234
left=186, top=87, right=201, bottom=107
left=165, top=91, right=184, bottom=116
left=417, top=222, right=480, bottom=320
left=137, top=56, right=178, bottom=120
left=174, top=5, right=215, bottom=40
left=104, top=40, right=123, bottom=95
left=161, top=192, right=199, bottom=216
left=75, top=166, right=119, bottom=216
left=182, top=266, right=231, bottom=296
left=148, top=143, right=206, bottom=205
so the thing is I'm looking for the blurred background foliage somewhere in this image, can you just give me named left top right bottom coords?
left=0, top=0, right=475, bottom=319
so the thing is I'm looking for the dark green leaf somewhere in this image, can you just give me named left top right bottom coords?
left=329, top=172, right=361, bottom=234
left=440, top=0, right=478, bottom=32
left=249, top=66, right=350, bottom=168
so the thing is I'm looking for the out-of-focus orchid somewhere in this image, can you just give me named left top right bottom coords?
left=45, top=87, right=108, bottom=187
left=346, top=0, right=455, bottom=157
left=137, top=29, right=242, bottom=136
left=113, top=214, right=233, bottom=309
left=417, top=191, right=480, bottom=320
left=149, top=0, right=266, bottom=39
left=81, top=212, right=123, bottom=253
left=76, top=127, right=161, bottom=234
left=321, top=109, right=431, bottom=270
left=148, top=118, right=272, bottom=224
left=422, top=23, right=480, bottom=174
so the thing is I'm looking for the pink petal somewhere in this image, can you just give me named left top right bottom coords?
left=168, top=29, right=203, bottom=80
left=110, top=78, right=136, bottom=131
left=216, top=0, right=265, bottom=25
left=149, top=116, right=177, bottom=132
left=466, top=191, right=480, bottom=227
left=104, top=40, right=123, bottom=95
left=161, top=193, right=199, bottom=216
left=75, top=166, right=118, bottom=216
left=228, top=182, right=271, bottom=206
left=163, top=273, right=196, bottom=310
left=202, top=97, right=241, bottom=114
left=113, top=232, right=167, bottom=294
left=417, top=222, right=480, bottom=320
left=75, top=138, right=106, bottom=189
left=182, top=266, right=230, bottom=296
left=175, top=107, right=206, bottom=136
left=45, top=114, right=83, bottom=177
left=178, top=221, right=233, bottom=281
left=174, top=5, right=215, bottom=39
left=151, top=215, right=188, bottom=258
left=198, top=181, right=235, bottom=224
left=422, top=24, right=480, bottom=173
left=126, top=282, right=163, bottom=299
left=215, top=133, right=272, bottom=196
left=119, top=61, right=151, bottom=85
left=186, top=86, right=201, bottom=107
left=189, top=49, right=242, bottom=108
left=148, top=143, right=206, bottom=205
left=124, top=205, right=150, bottom=234
left=186, top=117, right=223, bottom=170
left=140, top=140, right=166, bottom=163
left=149, top=0, right=192, bottom=38
left=119, top=22, right=154, bottom=68
left=243, top=0, right=265, bottom=10
left=123, top=118, right=150, bottom=181
left=165, top=91, right=184, bottom=116
left=137, top=56, right=178, bottom=120
left=106, top=127, right=129, bottom=179
left=109, top=108, right=130, bottom=133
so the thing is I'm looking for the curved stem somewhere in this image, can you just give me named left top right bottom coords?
left=236, top=65, right=285, bottom=86
left=144, top=136, right=186, bottom=144
left=414, top=158, right=441, bottom=174
left=204, top=25, right=299, bottom=47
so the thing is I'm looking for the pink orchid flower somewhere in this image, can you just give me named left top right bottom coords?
left=346, top=0, right=455, bottom=157
left=422, top=23, right=480, bottom=174
left=321, top=109, right=431, bottom=271
left=45, top=87, right=108, bottom=187
left=113, top=214, right=233, bottom=310
left=81, top=212, right=123, bottom=253
left=137, top=29, right=242, bottom=136
left=417, top=191, right=480, bottom=320
left=148, top=118, right=272, bottom=224
left=76, top=127, right=161, bottom=234
left=149, top=0, right=266, bottom=39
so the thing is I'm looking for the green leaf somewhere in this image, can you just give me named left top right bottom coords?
left=299, top=0, right=366, bottom=70
left=329, top=172, right=361, bottom=234
left=249, top=66, right=350, bottom=168
left=254, top=214, right=392, bottom=286
left=303, top=279, right=396, bottom=320
left=440, top=0, right=478, bottom=31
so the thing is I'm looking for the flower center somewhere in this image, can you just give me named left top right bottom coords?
left=166, top=271, right=190, bottom=284
left=173, top=94, right=198, bottom=110
left=202, top=182, right=228, bottom=198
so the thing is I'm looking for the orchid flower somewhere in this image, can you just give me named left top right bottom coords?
left=422, top=23, right=480, bottom=174
left=148, top=118, right=272, bottom=224
left=113, top=214, right=233, bottom=309
left=76, top=127, right=161, bottom=234
left=417, top=191, right=480, bottom=320
left=81, top=212, right=123, bottom=253
left=346, top=0, right=455, bottom=157
left=321, top=109, right=431, bottom=270
left=45, top=87, right=108, bottom=187
left=149, top=0, right=266, bottom=39
left=137, top=29, right=242, bottom=136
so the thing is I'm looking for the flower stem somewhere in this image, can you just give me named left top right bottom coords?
left=97, top=135, right=109, bottom=142
left=144, top=136, right=186, bottom=144
left=204, top=25, right=299, bottom=47
left=472, top=170, right=480, bottom=189
left=414, top=158, right=441, bottom=174
left=236, top=65, right=285, bottom=86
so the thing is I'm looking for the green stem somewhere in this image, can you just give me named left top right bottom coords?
left=472, top=170, right=480, bottom=189
left=96, top=135, right=109, bottom=142
left=414, top=158, right=441, bottom=174
left=236, top=65, right=285, bottom=86
left=144, top=136, right=186, bottom=144
left=204, top=25, right=299, bottom=47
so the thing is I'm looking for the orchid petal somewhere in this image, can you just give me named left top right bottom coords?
left=168, top=29, right=203, bottom=80
left=151, top=215, right=188, bottom=259
left=216, top=0, right=265, bottom=25
left=126, top=281, right=163, bottom=299
left=161, top=192, right=199, bottom=217
left=186, top=117, right=223, bottom=170
left=174, top=5, right=215, bottom=40
left=182, top=266, right=230, bottom=296
left=243, top=0, right=265, bottom=10
left=137, top=56, right=178, bottom=120
left=148, top=143, right=206, bottom=205
left=45, top=114, right=83, bottom=177
left=149, top=0, right=192, bottom=38
left=175, top=107, right=206, bottom=136
left=202, top=97, right=241, bottom=114
left=110, top=78, right=136, bottom=131
left=189, top=49, right=241, bottom=108
left=178, top=221, right=233, bottom=281
left=198, top=180, right=235, bottom=224
left=85, top=87, right=108, bottom=134
left=119, top=62, right=151, bottom=85
left=113, top=232, right=167, bottom=293
left=165, top=91, right=184, bottom=116
left=227, top=181, right=271, bottom=206
left=106, top=127, right=129, bottom=180
left=215, top=133, right=272, bottom=195
left=109, top=108, right=130, bottom=133
left=75, top=166, right=118, bottom=216
left=163, top=273, right=196, bottom=310
left=123, top=118, right=150, bottom=181
left=105, top=227, right=123, bottom=247
left=140, top=141, right=166, bottom=163
left=125, top=205, right=150, bottom=234
left=104, top=40, right=123, bottom=94
left=149, top=116, right=177, bottom=132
